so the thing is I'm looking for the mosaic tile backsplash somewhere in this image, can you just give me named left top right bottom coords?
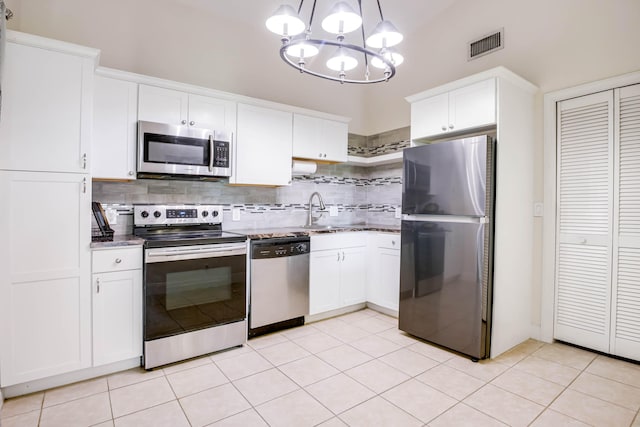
left=347, top=126, right=411, bottom=157
left=93, top=128, right=408, bottom=235
left=94, top=163, right=403, bottom=235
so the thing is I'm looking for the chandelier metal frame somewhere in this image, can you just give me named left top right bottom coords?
left=270, top=0, right=401, bottom=84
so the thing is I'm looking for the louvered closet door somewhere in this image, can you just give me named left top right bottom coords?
left=611, top=84, right=640, bottom=359
left=555, top=91, right=614, bottom=352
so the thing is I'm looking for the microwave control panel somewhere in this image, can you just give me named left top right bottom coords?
left=213, top=140, right=230, bottom=168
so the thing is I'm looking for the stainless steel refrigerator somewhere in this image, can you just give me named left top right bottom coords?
left=399, top=135, right=495, bottom=360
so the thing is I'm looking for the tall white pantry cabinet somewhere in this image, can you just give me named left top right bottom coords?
left=554, top=83, right=640, bottom=360
left=0, top=32, right=99, bottom=386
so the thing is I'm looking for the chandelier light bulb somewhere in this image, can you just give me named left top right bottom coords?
left=285, top=40, right=320, bottom=58
left=326, top=47, right=358, bottom=71
left=266, top=4, right=306, bottom=38
left=371, top=49, right=404, bottom=69
left=321, top=1, right=362, bottom=35
left=365, top=20, right=403, bottom=48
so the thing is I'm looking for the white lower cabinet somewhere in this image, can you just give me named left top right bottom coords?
left=92, top=247, right=143, bottom=367
left=309, top=233, right=367, bottom=315
left=367, top=233, right=400, bottom=312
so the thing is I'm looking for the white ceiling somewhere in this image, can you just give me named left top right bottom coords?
left=171, top=0, right=458, bottom=37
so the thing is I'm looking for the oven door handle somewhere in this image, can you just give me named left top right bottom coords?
left=146, top=244, right=246, bottom=263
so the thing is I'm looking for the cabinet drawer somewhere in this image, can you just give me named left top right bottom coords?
left=311, top=232, right=367, bottom=251
left=375, top=233, right=400, bottom=250
left=93, top=247, right=142, bottom=273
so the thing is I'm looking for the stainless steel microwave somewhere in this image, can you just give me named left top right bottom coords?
left=137, top=121, right=232, bottom=179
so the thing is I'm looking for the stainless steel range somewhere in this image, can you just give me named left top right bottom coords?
left=133, top=204, right=247, bottom=369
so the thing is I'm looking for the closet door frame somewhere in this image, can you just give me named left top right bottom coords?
left=541, top=70, right=640, bottom=343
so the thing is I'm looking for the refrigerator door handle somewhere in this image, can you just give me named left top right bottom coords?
left=402, top=214, right=489, bottom=224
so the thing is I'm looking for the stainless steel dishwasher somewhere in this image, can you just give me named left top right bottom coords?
left=249, top=236, right=310, bottom=337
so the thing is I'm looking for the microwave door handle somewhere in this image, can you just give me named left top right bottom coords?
left=208, top=134, right=214, bottom=172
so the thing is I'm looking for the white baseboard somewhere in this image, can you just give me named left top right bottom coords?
left=365, top=302, right=398, bottom=318
left=1, top=358, right=140, bottom=399
left=305, top=303, right=366, bottom=323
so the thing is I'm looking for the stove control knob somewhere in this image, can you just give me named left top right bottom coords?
left=296, top=243, right=308, bottom=253
left=202, top=211, right=209, bottom=217
left=153, top=210, right=162, bottom=218
left=212, top=210, right=219, bottom=217
left=140, top=211, right=149, bottom=218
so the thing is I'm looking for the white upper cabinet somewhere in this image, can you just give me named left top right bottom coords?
left=293, top=114, right=348, bottom=162
left=138, top=84, right=236, bottom=132
left=138, top=85, right=188, bottom=125
left=0, top=39, right=98, bottom=173
left=231, top=103, right=292, bottom=186
left=410, top=78, right=496, bottom=140
left=187, top=93, right=237, bottom=132
left=92, top=75, right=138, bottom=180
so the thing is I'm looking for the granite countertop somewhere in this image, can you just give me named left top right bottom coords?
left=90, top=235, right=145, bottom=249
left=233, top=224, right=400, bottom=239
left=92, top=225, right=400, bottom=247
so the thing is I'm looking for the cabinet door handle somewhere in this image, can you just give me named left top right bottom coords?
left=448, top=124, right=454, bottom=130
left=190, top=121, right=195, bottom=126
left=82, top=153, right=87, bottom=169
left=181, top=120, right=187, bottom=125
left=392, top=240, right=396, bottom=245
left=337, top=252, right=340, bottom=262
left=441, top=125, right=447, bottom=131
left=96, top=278, right=100, bottom=294
left=128, top=171, right=134, bottom=176
left=115, top=258, right=122, bottom=264
left=342, top=252, right=345, bottom=261
left=82, top=177, right=87, bottom=194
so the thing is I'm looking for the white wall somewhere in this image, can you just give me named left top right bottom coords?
left=363, top=0, right=640, bottom=134
left=6, top=0, right=640, bottom=333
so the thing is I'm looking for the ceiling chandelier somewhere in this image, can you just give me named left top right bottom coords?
left=266, top=0, right=404, bottom=84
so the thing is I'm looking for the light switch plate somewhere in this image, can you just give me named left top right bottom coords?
left=232, top=208, right=241, bottom=221
left=395, top=206, right=402, bottom=219
left=329, top=206, right=338, bottom=217
left=533, top=202, right=544, bottom=217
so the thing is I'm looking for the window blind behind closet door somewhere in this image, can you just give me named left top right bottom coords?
left=555, top=91, right=613, bottom=352
left=612, top=83, right=640, bottom=358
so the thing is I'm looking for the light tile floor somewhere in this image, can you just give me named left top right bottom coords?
left=2, top=308, right=640, bottom=426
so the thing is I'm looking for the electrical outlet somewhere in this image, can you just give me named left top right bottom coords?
left=533, top=202, right=544, bottom=217
left=329, top=206, right=339, bottom=217
left=106, top=208, right=118, bottom=225
left=232, top=208, right=241, bottom=221
left=395, top=206, right=402, bottom=219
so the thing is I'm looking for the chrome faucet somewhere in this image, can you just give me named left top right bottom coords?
left=307, top=192, right=326, bottom=227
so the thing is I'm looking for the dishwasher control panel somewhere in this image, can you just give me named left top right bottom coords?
left=251, top=237, right=310, bottom=259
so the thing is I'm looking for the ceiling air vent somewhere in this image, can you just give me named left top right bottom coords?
left=468, top=29, right=504, bottom=61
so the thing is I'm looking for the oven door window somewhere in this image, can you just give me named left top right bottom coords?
left=145, top=254, right=246, bottom=341
left=144, top=132, right=210, bottom=166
